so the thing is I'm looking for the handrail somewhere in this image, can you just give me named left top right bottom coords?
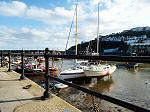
left=2, top=52, right=150, bottom=63
left=2, top=53, right=44, bottom=56
left=47, top=54, right=150, bottom=63
left=24, top=53, right=44, bottom=57
left=1, top=48, right=150, bottom=112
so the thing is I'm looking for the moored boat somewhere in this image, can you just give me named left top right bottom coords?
left=59, top=68, right=84, bottom=80
left=84, top=64, right=116, bottom=77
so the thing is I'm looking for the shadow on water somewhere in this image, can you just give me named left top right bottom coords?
left=0, top=97, right=41, bottom=103
left=0, top=79, right=19, bottom=81
left=86, top=78, right=115, bottom=93
left=65, top=77, right=92, bottom=85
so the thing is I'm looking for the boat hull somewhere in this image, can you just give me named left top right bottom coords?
left=84, top=65, right=116, bottom=77
left=59, top=69, right=85, bottom=79
left=84, top=70, right=107, bottom=77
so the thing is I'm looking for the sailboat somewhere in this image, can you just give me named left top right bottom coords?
left=59, top=4, right=85, bottom=80
left=84, top=3, right=117, bottom=78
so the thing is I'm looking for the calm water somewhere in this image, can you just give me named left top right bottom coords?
left=30, top=59, right=150, bottom=111
left=88, top=68, right=150, bottom=109
left=59, top=60, right=150, bottom=109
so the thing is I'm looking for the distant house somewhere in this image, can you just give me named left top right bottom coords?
left=103, top=48, right=121, bottom=55
left=128, top=43, right=150, bottom=56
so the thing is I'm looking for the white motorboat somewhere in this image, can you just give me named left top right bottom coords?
left=84, top=64, right=116, bottom=77
left=59, top=60, right=89, bottom=79
left=59, top=68, right=85, bottom=80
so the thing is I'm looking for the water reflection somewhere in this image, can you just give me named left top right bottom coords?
left=87, top=78, right=115, bottom=93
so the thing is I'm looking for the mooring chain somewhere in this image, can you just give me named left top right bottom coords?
left=91, top=95, right=100, bottom=112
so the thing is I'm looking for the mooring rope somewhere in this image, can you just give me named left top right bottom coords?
left=91, top=95, right=100, bottom=112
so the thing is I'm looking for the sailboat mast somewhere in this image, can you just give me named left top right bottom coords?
left=75, top=4, right=78, bottom=55
left=96, top=2, right=100, bottom=55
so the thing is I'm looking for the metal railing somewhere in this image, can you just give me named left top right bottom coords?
left=0, top=48, right=150, bottom=112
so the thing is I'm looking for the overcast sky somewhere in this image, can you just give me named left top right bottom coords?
left=0, top=0, right=150, bottom=50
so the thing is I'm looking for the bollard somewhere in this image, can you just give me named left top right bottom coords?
left=20, top=50, right=26, bottom=80
left=0, top=50, right=2, bottom=67
left=8, top=50, right=12, bottom=72
left=42, top=48, right=51, bottom=100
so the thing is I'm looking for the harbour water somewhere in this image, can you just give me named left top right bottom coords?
left=29, top=59, right=150, bottom=111
left=87, top=68, right=150, bottom=111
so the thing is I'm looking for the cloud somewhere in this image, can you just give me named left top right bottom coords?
left=26, top=6, right=73, bottom=25
left=0, top=26, right=74, bottom=50
left=0, top=0, right=150, bottom=49
left=0, top=1, right=27, bottom=16
left=77, top=0, right=150, bottom=37
left=0, top=1, right=74, bottom=26
left=0, top=0, right=150, bottom=31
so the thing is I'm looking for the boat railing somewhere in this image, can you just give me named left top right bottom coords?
left=0, top=49, right=150, bottom=112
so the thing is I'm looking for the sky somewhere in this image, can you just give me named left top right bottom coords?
left=0, top=0, right=150, bottom=50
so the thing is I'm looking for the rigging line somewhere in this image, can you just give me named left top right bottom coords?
left=65, top=5, right=77, bottom=54
left=75, top=3, right=78, bottom=55
left=97, top=2, right=100, bottom=55
left=59, top=4, right=77, bottom=73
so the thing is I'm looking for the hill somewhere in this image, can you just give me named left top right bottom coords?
left=67, top=26, right=150, bottom=56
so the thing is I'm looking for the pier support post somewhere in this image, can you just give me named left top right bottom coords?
left=20, top=50, right=26, bottom=80
left=8, top=51, right=12, bottom=72
left=42, top=48, right=51, bottom=100
left=1, top=50, right=3, bottom=67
